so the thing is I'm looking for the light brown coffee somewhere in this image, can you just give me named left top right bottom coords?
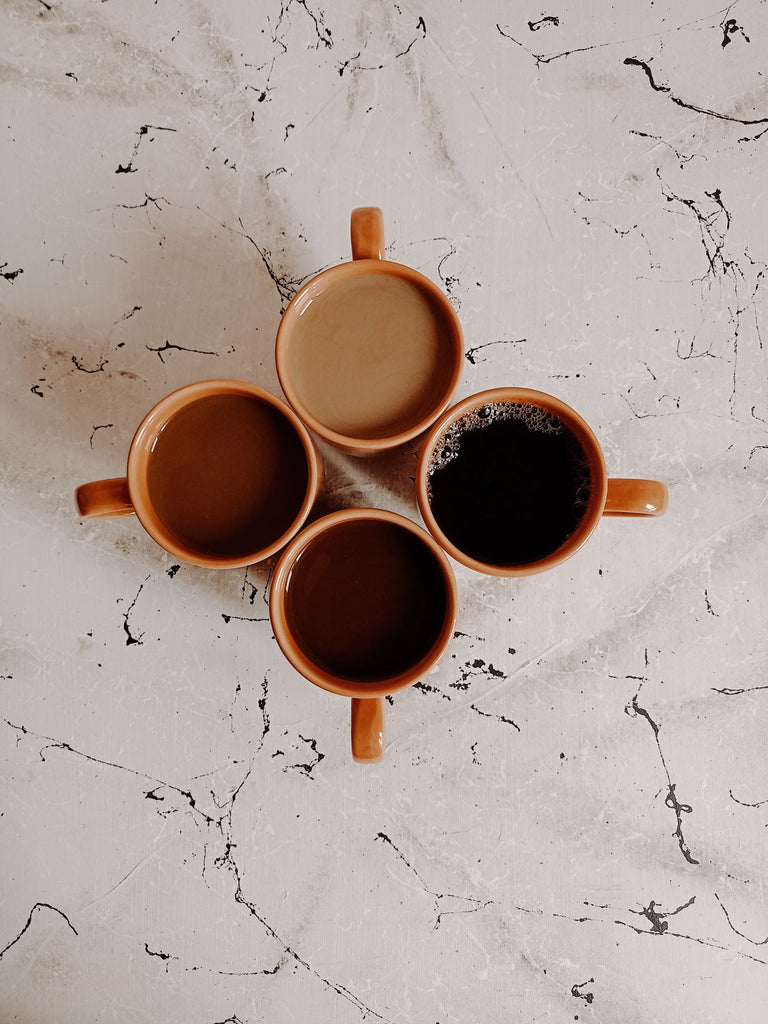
left=147, top=394, right=309, bottom=560
left=287, top=273, right=457, bottom=440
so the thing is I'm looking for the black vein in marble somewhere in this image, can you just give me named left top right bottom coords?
left=89, top=423, right=113, bottom=448
left=282, top=733, right=324, bottom=778
left=376, top=832, right=493, bottom=931
left=496, top=23, right=611, bottom=65
left=72, top=354, right=108, bottom=374
left=116, top=125, right=176, bottom=174
left=146, top=340, right=223, bottom=363
left=571, top=977, right=594, bottom=1003
left=465, top=338, right=526, bottom=365
left=144, top=942, right=178, bottom=971
left=529, top=16, right=560, bottom=31
left=470, top=703, right=521, bottom=731
left=514, top=896, right=768, bottom=966
left=0, top=902, right=78, bottom=962
left=210, top=841, right=394, bottom=1021
left=713, top=682, right=768, bottom=696
left=625, top=686, right=699, bottom=865
left=720, top=14, right=750, bottom=47
left=623, top=56, right=768, bottom=126
left=716, top=894, right=768, bottom=945
left=221, top=613, right=269, bottom=625
left=120, top=577, right=149, bottom=646
left=236, top=218, right=308, bottom=312
left=629, top=895, right=697, bottom=934
left=1, top=263, right=23, bottom=282
left=729, top=789, right=768, bottom=808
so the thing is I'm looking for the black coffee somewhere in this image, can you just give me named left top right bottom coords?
left=147, top=394, right=309, bottom=559
left=284, top=519, right=449, bottom=682
left=427, top=402, right=592, bottom=566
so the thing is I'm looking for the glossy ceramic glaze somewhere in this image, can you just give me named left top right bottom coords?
left=275, top=207, right=464, bottom=455
left=269, top=508, right=458, bottom=761
left=417, top=387, right=668, bottom=576
left=75, top=379, right=320, bottom=568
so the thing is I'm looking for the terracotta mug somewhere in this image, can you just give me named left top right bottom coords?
left=75, top=379, right=321, bottom=568
left=269, top=508, right=458, bottom=762
left=416, top=387, right=668, bottom=577
left=275, top=207, right=464, bottom=456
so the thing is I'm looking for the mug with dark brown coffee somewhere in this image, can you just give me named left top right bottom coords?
left=269, top=508, right=458, bottom=761
left=75, top=379, right=321, bottom=568
left=417, top=387, right=668, bottom=577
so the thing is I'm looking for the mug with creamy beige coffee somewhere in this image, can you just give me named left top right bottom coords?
left=275, top=207, right=464, bottom=455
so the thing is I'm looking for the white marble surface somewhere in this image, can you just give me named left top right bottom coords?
left=2, top=1, right=768, bottom=1020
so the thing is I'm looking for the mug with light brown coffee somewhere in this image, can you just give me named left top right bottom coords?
left=75, top=379, right=320, bottom=568
left=275, top=207, right=464, bottom=456
left=269, top=508, right=458, bottom=762
left=417, top=387, right=668, bottom=577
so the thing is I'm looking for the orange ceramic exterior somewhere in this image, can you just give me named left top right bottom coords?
left=269, top=507, right=458, bottom=762
left=274, top=207, right=464, bottom=456
left=416, top=387, right=668, bottom=578
left=74, top=379, right=321, bottom=569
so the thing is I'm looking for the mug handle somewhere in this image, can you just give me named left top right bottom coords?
left=75, top=478, right=135, bottom=518
left=604, top=478, right=668, bottom=517
left=351, top=697, right=385, bottom=763
left=351, top=207, right=384, bottom=260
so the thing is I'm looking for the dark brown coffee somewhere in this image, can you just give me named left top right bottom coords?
left=284, top=519, right=449, bottom=682
left=427, top=402, right=592, bottom=566
left=147, top=394, right=309, bottom=559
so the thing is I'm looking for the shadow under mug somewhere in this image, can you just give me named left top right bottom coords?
left=416, top=387, right=669, bottom=577
left=275, top=207, right=464, bottom=456
left=75, top=379, right=321, bottom=568
left=269, top=508, right=458, bottom=762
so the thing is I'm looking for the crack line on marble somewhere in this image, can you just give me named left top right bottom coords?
left=376, top=832, right=493, bottom=931
left=717, top=893, right=768, bottom=944
left=623, top=56, right=768, bottom=127
left=2, top=717, right=249, bottom=830
left=513, top=896, right=768, bottom=966
left=729, top=789, right=768, bottom=808
left=465, top=338, right=527, bottom=366
left=116, top=125, right=177, bottom=175
left=146, top=339, right=232, bottom=363
left=89, top=423, right=113, bottom=449
left=624, top=676, right=699, bottom=865
left=205, top=842, right=395, bottom=1022
left=119, top=576, right=150, bottom=646
left=1, top=262, right=24, bottom=282
left=235, top=217, right=311, bottom=312
left=336, top=17, right=426, bottom=76
left=0, top=902, right=78, bottom=964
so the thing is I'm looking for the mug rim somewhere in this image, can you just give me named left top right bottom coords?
left=269, top=506, right=459, bottom=698
left=275, top=258, right=464, bottom=454
left=416, top=387, right=609, bottom=577
left=126, top=378, right=320, bottom=569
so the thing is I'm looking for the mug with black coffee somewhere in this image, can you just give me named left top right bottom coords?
left=417, top=387, right=668, bottom=577
left=75, top=379, right=321, bottom=568
left=269, top=508, right=458, bottom=761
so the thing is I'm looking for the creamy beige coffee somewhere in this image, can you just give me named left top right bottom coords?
left=286, top=273, right=458, bottom=440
